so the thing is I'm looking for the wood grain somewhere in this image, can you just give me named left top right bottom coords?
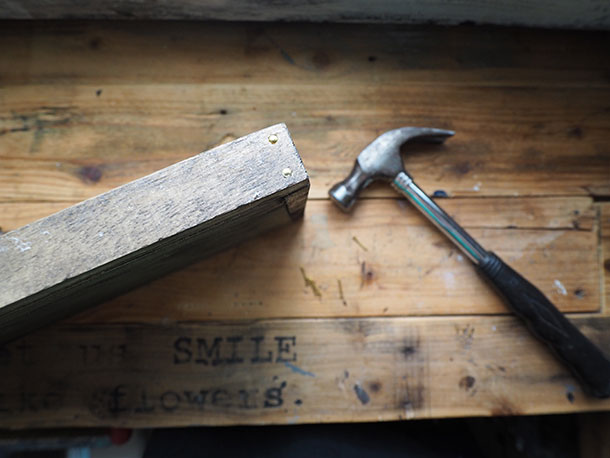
left=1, top=316, right=609, bottom=429
left=0, top=21, right=609, bottom=426
left=64, top=197, right=600, bottom=325
left=3, top=198, right=596, bottom=321
left=1, top=84, right=608, bottom=201
left=0, top=124, right=309, bottom=342
left=1, top=23, right=609, bottom=86
left=0, top=23, right=609, bottom=202
left=1, top=1, right=609, bottom=29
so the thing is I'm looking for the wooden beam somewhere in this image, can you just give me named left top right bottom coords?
left=1, top=83, right=608, bottom=200
left=0, top=124, right=310, bottom=343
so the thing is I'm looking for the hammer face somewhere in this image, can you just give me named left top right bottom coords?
left=328, top=161, right=373, bottom=211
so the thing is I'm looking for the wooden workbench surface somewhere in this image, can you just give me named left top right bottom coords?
left=1, top=21, right=609, bottom=428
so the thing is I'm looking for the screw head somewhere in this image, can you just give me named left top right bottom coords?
left=268, top=134, right=279, bottom=144
left=282, top=168, right=293, bottom=177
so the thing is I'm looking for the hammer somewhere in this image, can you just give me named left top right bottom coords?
left=329, top=127, right=610, bottom=398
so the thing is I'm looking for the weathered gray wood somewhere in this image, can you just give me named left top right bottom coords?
left=0, top=124, right=309, bottom=343
left=1, top=0, right=609, bottom=29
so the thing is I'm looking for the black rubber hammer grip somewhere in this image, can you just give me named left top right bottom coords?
left=479, top=252, right=610, bottom=398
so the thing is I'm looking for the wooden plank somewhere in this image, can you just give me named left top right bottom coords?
left=1, top=84, right=609, bottom=201
left=1, top=315, right=609, bottom=429
left=429, top=196, right=595, bottom=231
left=2, top=197, right=596, bottom=322
left=1, top=23, right=609, bottom=87
left=60, top=197, right=599, bottom=325
left=0, top=124, right=310, bottom=343
left=1, top=2, right=609, bottom=29
left=0, top=24, right=609, bottom=202
left=0, top=196, right=594, bottom=235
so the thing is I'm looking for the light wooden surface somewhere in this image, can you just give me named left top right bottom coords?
left=0, top=21, right=609, bottom=428
left=1, top=24, right=609, bottom=202
left=0, top=124, right=309, bottom=343
left=1, top=1, right=609, bottom=29
left=67, top=198, right=600, bottom=323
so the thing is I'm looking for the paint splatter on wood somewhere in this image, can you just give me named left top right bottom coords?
left=337, top=279, right=347, bottom=306
left=353, top=383, right=370, bottom=405
left=300, top=267, right=322, bottom=298
left=352, top=235, right=368, bottom=251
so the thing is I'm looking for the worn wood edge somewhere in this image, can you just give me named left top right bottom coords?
left=1, top=314, right=609, bottom=429
left=1, top=1, right=609, bottom=29
left=595, top=202, right=610, bottom=316
left=2, top=22, right=610, bottom=89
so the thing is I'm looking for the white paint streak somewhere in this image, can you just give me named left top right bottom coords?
left=537, top=231, right=562, bottom=246
left=472, top=182, right=481, bottom=191
left=554, top=279, right=567, bottom=296
left=8, top=236, right=31, bottom=252
left=522, top=231, right=562, bottom=254
left=287, top=416, right=300, bottom=425
left=405, top=404, right=415, bottom=419
left=443, top=272, right=456, bottom=290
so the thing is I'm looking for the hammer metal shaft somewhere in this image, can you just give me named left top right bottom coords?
left=393, top=171, right=487, bottom=264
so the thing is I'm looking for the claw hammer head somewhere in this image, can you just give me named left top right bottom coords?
left=328, top=127, right=454, bottom=211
